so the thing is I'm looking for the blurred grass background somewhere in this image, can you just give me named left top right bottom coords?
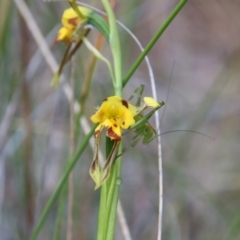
left=1, top=0, right=240, bottom=239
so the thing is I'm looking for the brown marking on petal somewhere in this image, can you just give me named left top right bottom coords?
left=103, top=98, right=108, bottom=102
left=91, top=160, right=96, bottom=172
left=121, top=99, right=129, bottom=108
left=114, top=124, right=117, bottom=128
left=68, top=17, right=79, bottom=26
left=101, top=168, right=110, bottom=182
left=113, top=118, right=116, bottom=122
left=122, top=121, right=125, bottom=126
left=94, top=130, right=100, bottom=137
left=107, top=127, right=121, bottom=141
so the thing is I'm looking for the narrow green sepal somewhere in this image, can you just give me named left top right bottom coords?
left=50, top=73, right=60, bottom=88
left=89, top=136, right=119, bottom=190
left=129, top=101, right=164, bottom=145
left=88, top=12, right=110, bottom=42
left=130, top=102, right=164, bottom=131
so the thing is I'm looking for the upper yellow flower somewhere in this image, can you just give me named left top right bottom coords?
left=56, top=6, right=91, bottom=43
left=90, top=96, right=137, bottom=141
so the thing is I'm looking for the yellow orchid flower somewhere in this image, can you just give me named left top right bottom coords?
left=56, top=6, right=91, bottom=43
left=89, top=94, right=162, bottom=189
left=90, top=96, right=137, bottom=141
left=61, top=7, right=91, bottom=29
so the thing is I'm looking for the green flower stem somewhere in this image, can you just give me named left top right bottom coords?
left=106, top=145, right=122, bottom=240
left=97, top=138, right=115, bottom=240
left=97, top=1, right=123, bottom=240
left=97, top=180, right=108, bottom=240
left=52, top=183, right=67, bottom=240
left=123, top=0, right=187, bottom=87
left=101, top=0, right=122, bottom=96
left=83, top=11, right=122, bottom=240
left=97, top=139, right=122, bottom=240
left=82, top=37, right=115, bottom=85
left=30, top=124, right=97, bottom=240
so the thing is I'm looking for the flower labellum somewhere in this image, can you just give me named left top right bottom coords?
left=90, top=96, right=136, bottom=141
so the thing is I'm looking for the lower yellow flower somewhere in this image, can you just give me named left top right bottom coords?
left=89, top=94, right=162, bottom=189
left=90, top=96, right=136, bottom=141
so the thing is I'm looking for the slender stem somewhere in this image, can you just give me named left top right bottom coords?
left=30, top=124, right=97, bottom=240
left=96, top=0, right=124, bottom=239
left=105, top=154, right=119, bottom=240
left=80, top=34, right=105, bottom=113
left=83, top=37, right=115, bottom=84
left=123, top=0, right=187, bottom=87
left=106, top=145, right=122, bottom=240
left=52, top=185, right=67, bottom=240
left=97, top=181, right=108, bottom=240
left=97, top=1, right=123, bottom=240
left=65, top=29, right=90, bottom=63
left=97, top=138, right=115, bottom=240
left=101, top=0, right=122, bottom=96
left=66, top=55, right=76, bottom=240
left=53, top=54, right=77, bottom=240
left=19, top=5, right=35, bottom=237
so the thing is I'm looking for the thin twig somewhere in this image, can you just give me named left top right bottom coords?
left=0, top=0, right=11, bottom=41
left=80, top=34, right=104, bottom=113
left=117, top=201, right=132, bottom=240
left=19, top=6, right=35, bottom=236
left=67, top=55, right=76, bottom=240
left=0, top=86, right=18, bottom=230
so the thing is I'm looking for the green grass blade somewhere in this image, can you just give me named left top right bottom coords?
left=30, top=124, right=97, bottom=240
left=88, top=12, right=110, bottom=41
left=123, top=0, right=187, bottom=87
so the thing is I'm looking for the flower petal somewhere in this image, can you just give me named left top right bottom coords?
left=120, top=108, right=135, bottom=129
left=56, top=27, right=73, bottom=43
left=143, top=97, right=160, bottom=108
left=104, top=119, right=121, bottom=141
left=90, top=110, right=104, bottom=123
left=94, top=123, right=104, bottom=138
left=89, top=134, right=101, bottom=189
left=62, top=7, right=91, bottom=29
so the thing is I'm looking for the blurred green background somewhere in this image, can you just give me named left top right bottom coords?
left=1, top=0, right=240, bottom=239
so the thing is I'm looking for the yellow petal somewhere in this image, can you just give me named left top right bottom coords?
left=93, top=123, right=104, bottom=138
left=62, top=7, right=91, bottom=29
left=143, top=97, right=160, bottom=108
left=56, top=27, right=73, bottom=43
left=120, top=108, right=135, bottom=129
left=128, top=104, right=137, bottom=116
left=90, top=97, right=121, bottom=123
left=90, top=107, right=106, bottom=123
left=104, top=119, right=121, bottom=141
